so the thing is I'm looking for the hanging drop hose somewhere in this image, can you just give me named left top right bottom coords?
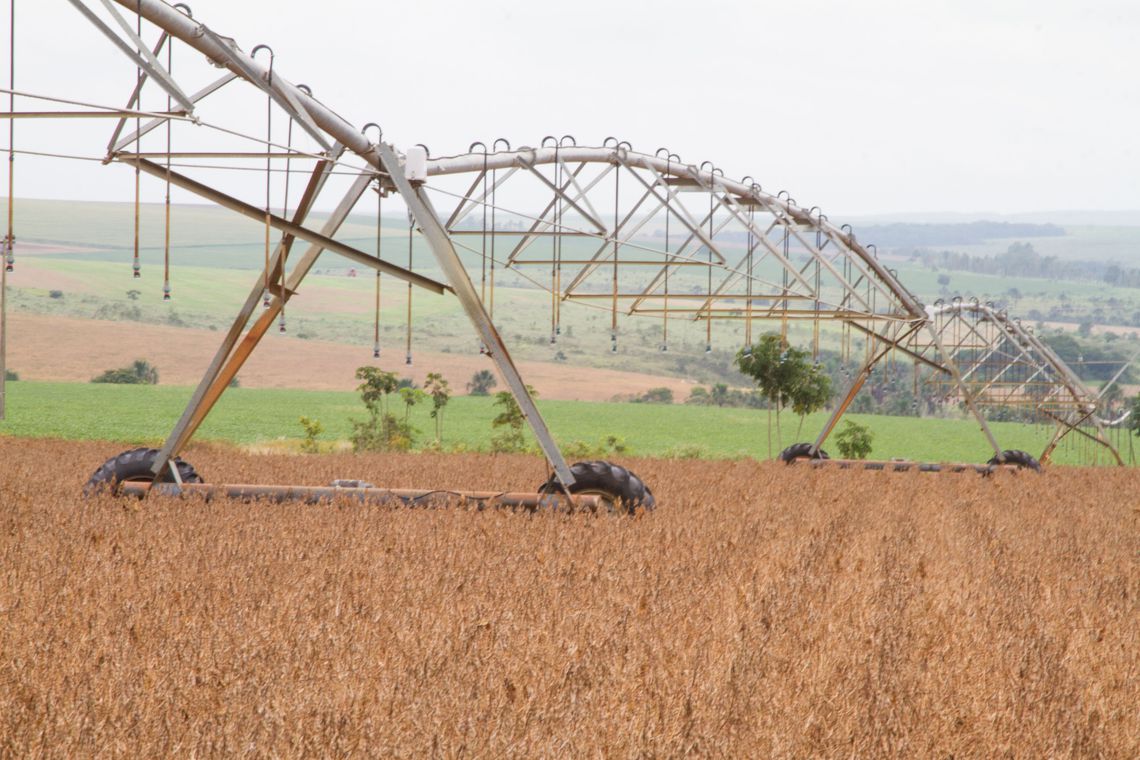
left=703, top=162, right=715, bottom=354
left=373, top=187, right=382, bottom=357
left=661, top=151, right=672, bottom=353
left=405, top=208, right=413, bottom=366
left=467, top=141, right=488, bottom=352
left=744, top=184, right=755, bottom=352
left=489, top=138, right=509, bottom=329
left=278, top=109, right=294, bottom=333
left=611, top=156, right=619, bottom=353
left=548, top=137, right=559, bottom=344
left=131, top=5, right=141, bottom=279
left=1, top=0, right=13, bottom=421
left=5, top=0, right=14, bottom=274
left=364, top=123, right=384, bottom=358
left=162, top=32, right=171, bottom=300
left=252, top=44, right=273, bottom=308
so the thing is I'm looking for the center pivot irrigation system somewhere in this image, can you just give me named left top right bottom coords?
left=1, top=1, right=1126, bottom=510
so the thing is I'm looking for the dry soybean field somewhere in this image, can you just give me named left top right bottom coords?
left=1, top=438, right=1137, bottom=757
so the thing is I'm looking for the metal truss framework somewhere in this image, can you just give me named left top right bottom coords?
left=909, top=299, right=1122, bottom=465
left=7, top=0, right=1117, bottom=476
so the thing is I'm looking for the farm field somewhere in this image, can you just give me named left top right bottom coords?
left=1, top=380, right=1125, bottom=465
left=1, top=438, right=1136, bottom=756
left=1, top=312, right=698, bottom=401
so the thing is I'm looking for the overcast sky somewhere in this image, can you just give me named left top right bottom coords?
left=7, top=0, right=1139, bottom=217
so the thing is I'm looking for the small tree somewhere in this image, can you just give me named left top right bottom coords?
left=1129, top=393, right=1140, bottom=438
left=710, top=383, right=730, bottom=407
left=835, top=419, right=874, bottom=459
left=467, top=369, right=496, bottom=396
left=350, top=366, right=413, bottom=452
left=298, top=416, right=324, bottom=454
left=736, top=334, right=831, bottom=456
left=491, top=385, right=537, bottom=453
left=424, top=372, right=451, bottom=444
left=399, top=386, right=427, bottom=424
left=790, top=362, right=832, bottom=438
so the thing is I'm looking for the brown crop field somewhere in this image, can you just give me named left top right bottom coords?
left=2, top=438, right=1137, bottom=757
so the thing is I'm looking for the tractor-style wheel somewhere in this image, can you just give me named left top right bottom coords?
left=538, top=460, right=655, bottom=514
left=987, top=449, right=1042, bottom=472
left=779, top=442, right=829, bottom=464
left=84, top=447, right=203, bottom=497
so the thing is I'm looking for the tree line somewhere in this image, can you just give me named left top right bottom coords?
left=915, top=242, right=1140, bottom=288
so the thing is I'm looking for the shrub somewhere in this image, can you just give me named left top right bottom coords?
left=4, top=369, right=17, bottom=381
left=636, top=387, right=674, bottom=404
left=91, top=359, right=158, bottom=385
left=298, top=416, right=324, bottom=454
left=350, top=366, right=414, bottom=452
left=835, top=420, right=874, bottom=460
left=490, top=386, right=536, bottom=454
left=663, top=443, right=708, bottom=460
left=467, top=369, right=496, bottom=396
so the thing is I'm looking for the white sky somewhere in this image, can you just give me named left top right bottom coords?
left=6, top=0, right=1139, bottom=216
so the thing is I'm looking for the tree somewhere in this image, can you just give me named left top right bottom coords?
left=350, top=366, right=412, bottom=452
left=424, top=372, right=451, bottom=444
left=835, top=419, right=874, bottom=459
left=467, top=369, right=496, bottom=396
left=491, top=385, right=537, bottom=453
left=1130, top=394, right=1140, bottom=438
left=298, top=416, right=323, bottom=454
left=709, top=383, right=730, bottom=407
left=399, top=386, right=426, bottom=424
left=736, top=334, right=832, bottom=456
left=790, top=363, right=832, bottom=438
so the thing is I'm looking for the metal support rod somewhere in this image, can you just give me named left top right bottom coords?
left=118, top=155, right=448, bottom=294
left=148, top=159, right=358, bottom=476
left=65, top=0, right=194, bottom=112
left=1039, top=409, right=1123, bottom=466
left=922, top=320, right=1004, bottom=458
left=810, top=322, right=926, bottom=454
left=0, top=109, right=184, bottom=119
left=2, top=0, right=12, bottom=421
left=110, top=72, right=236, bottom=154
left=809, top=332, right=902, bottom=455
left=376, top=142, right=575, bottom=488
left=121, top=481, right=604, bottom=510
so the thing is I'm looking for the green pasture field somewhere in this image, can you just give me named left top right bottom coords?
left=1, top=381, right=1125, bottom=467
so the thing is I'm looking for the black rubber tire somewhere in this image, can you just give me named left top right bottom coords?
left=538, top=460, right=655, bottom=514
left=83, top=447, right=203, bottom=497
left=987, top=449, right=1042, bottom=472
left=779, top=442, right=830, bottom=464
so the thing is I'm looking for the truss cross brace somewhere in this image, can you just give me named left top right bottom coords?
left=375, top=142, right=575, bottom=488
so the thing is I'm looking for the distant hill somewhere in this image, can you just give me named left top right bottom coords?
left=842, top=210, right=1140, bottom=227
left=852, top=221, right=1065, bottom=249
